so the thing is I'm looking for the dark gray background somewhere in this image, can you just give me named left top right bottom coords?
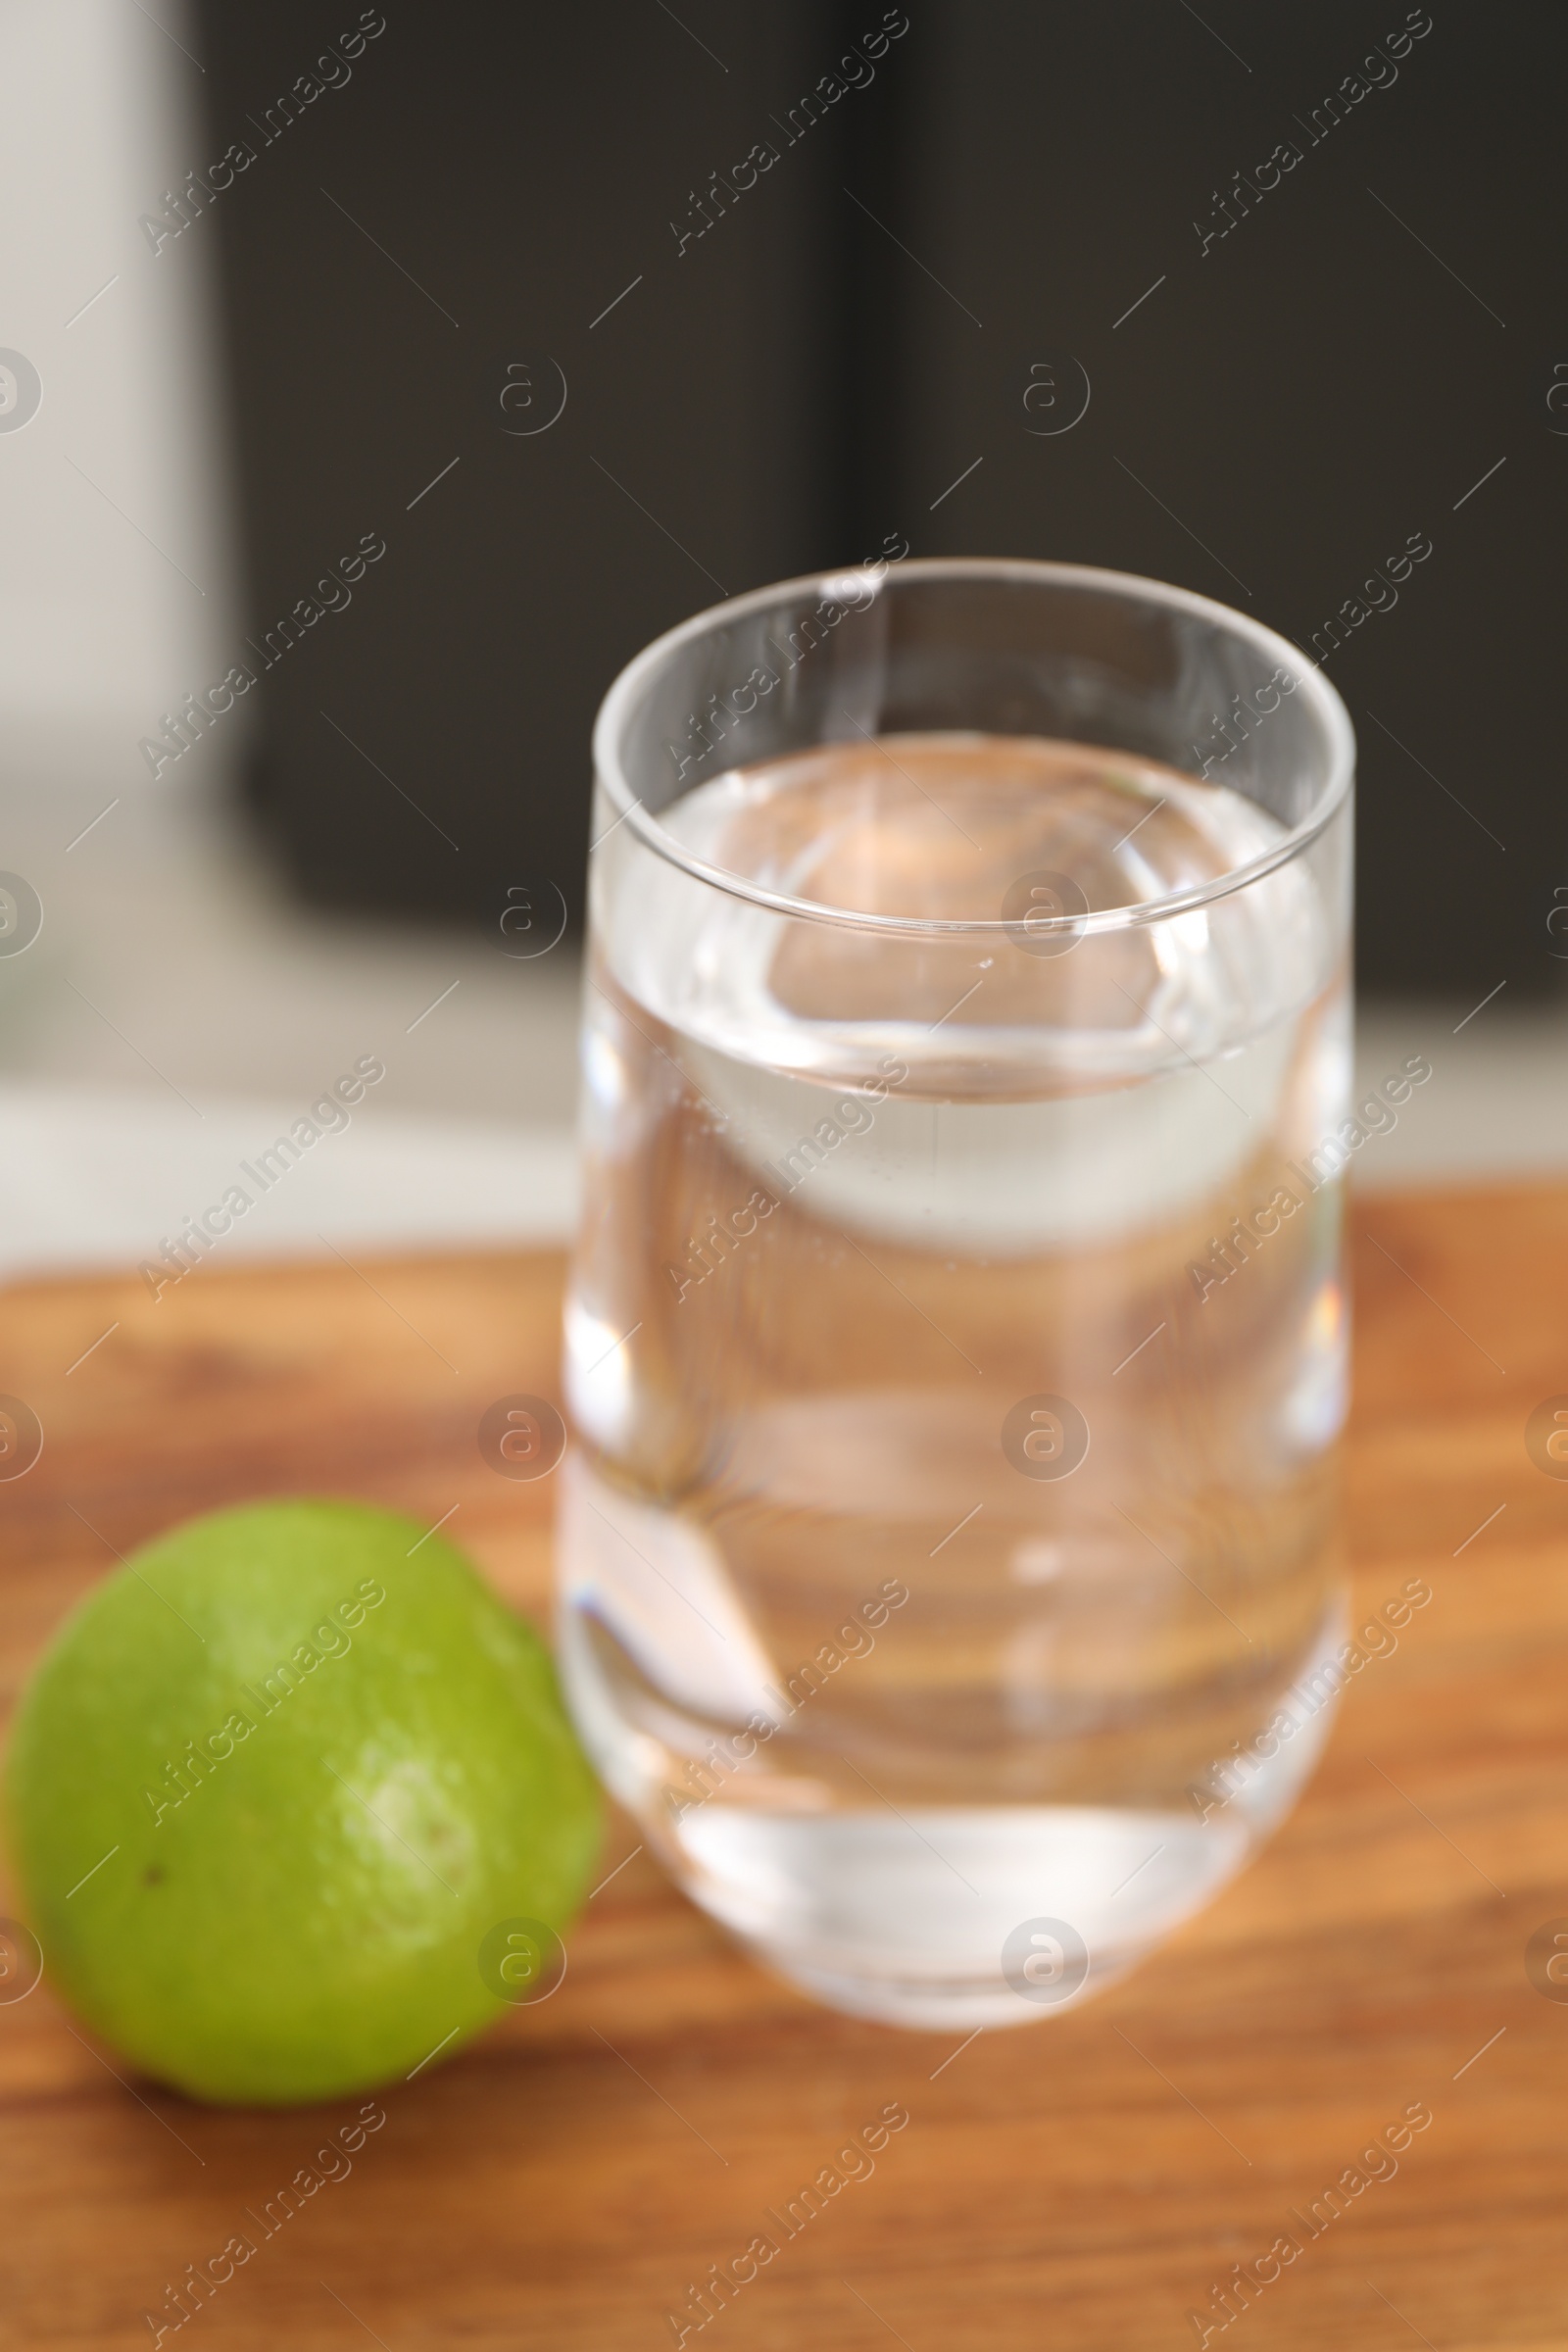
left=196, top=1, right=1560, bottom=997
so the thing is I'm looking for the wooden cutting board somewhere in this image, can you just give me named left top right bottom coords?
left=2, top=1188, right=1565, bottom=2352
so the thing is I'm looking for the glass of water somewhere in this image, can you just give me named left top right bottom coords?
left=559, top=558, right=1354, bottom=2028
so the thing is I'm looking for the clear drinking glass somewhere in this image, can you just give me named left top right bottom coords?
left=559, top=559, right=1354, bottom=2028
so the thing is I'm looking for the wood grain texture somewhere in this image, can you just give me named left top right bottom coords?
left=1, top=1189, right=1565, bottom=2351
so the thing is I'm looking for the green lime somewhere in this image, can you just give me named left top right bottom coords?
left=3, top=1498, right=601, bottom=2105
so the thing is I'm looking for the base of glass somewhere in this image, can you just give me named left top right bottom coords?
left=560, top=1587, right=1346, bottom=2032
left=747, top=1944, right=1132, bottom=2033
left=669, top=1800, right=1254, bottom=2031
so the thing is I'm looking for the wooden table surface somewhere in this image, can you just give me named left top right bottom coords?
left=2, top=1186, right=1566, bottom=2351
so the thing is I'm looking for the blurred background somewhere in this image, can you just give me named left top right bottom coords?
left=1, top=0, right=1562, bottom=1287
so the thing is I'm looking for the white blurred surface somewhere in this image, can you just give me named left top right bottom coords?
left=1352, top=996, right=1568, bottom=1189
left=0, top=771, right=583, bottom=1285
left=0, top=745, right=1557, bottom=1288
left=3, top=794, right=1562, bottom=1292
left=1, top=1078, right=576, bottom=1285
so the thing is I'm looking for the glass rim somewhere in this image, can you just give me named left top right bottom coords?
left=591, top=556, right=1355, bottom=940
